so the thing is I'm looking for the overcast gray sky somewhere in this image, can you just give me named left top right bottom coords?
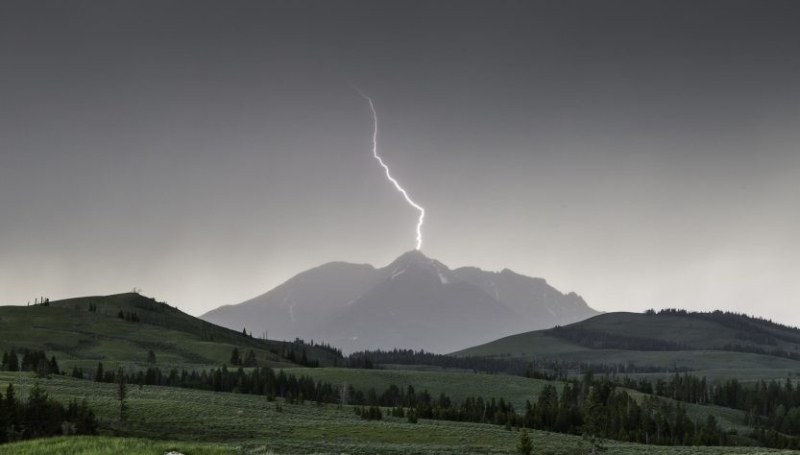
left=2, top=0, right=799, bottom=325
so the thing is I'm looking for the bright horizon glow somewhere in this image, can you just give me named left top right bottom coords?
left=357, top=89, right=426, bottom=250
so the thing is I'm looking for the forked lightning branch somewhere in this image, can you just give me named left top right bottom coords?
left=357, top=90, right=426, bottom=251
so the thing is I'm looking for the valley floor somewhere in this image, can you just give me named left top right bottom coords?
left=0, top=371, right=797, bottom=455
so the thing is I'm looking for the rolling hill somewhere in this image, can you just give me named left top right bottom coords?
left=455, top=310, right=800, bottom=380
left=202, top=250, right=599, bottom=353
left=0, top=292, right=341, bottom=370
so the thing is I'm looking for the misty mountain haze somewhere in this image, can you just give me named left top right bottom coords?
left=201, top=251, right=598, bottom=353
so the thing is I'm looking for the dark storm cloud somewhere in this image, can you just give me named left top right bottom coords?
left=1, top=1, right=799, bottom=323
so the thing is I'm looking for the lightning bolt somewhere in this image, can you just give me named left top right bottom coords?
left=357, top=90, right=426, bottom=251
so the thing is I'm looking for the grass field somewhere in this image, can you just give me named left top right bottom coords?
left=2, top=435, right=798, bottom=455
left=1, top=371, right=796, bottom=454
left=0, top=436, right=231, bottom=455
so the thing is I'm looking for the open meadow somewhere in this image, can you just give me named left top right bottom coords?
left=1, top=371, right=796, bottom=455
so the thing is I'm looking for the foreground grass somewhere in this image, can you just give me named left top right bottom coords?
left=0, top=436, right=232, bottom=455
left=0, top=372, right=796, bottom=454
left=2, top=435, right=798, bottom=455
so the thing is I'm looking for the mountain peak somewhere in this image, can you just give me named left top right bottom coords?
left=381, top=250, right=459, bottom=285
left=397, top=249, right=429, bottom=261
left=385, top=249, right=434, bottom=269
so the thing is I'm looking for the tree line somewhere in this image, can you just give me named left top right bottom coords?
left=345, top=348, right=688, bottom=379
left=1, top=350, right=60, bottom=378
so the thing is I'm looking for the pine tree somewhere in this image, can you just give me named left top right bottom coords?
left=147, top=350, right=156, bottom=364
left=230, top=348, right=241, bottom=366
left=35, top=359, right=50, bottom=378
left=23, top=384, right=61, bottom=437
left=48, top=355, right=59, bottom=375
left=0, top=388, right=7, bottom=443
left=243, top=350, right=257, bottom=367
left=517, top=429, right=533, bottom=455
left=95, top=362, right=104, bottom=382
left=3, top=384, right=16, bottom=438
left=66, top=398, right=98, bottom=435
left=582, top=386, right=605, bottom=455
left=116, top=367, right=128, bottom=422
left=7, top=351, right=18, bottom=372
left=71, top=366, right=83, bottom=379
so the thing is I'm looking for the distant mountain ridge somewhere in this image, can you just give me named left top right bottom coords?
left=202, top=251, right=599, bottom=353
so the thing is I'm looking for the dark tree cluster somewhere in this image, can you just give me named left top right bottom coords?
left=117, top=310, right=140, bottom=322
left=277, top=338, right=341, bottom=366
left=29, top=297, right=50, bottom=306
left=354, top=405, right=383, bottom=420
left=618, top=373, right=709, bottom=404
left=282, top=346, right=319, bottom=368
left=616, top=372, right=800, bottom=447
left=229, top=348, right=258, bottom=367
left=93, top=363, right=117, bottom=383
left=70, top=366, right=86, bottom=379
left=302, top=339, right=343, bottom=358
left=0, top=383, right=97, bottom=444
left=1, top=350, right=59, bottom=378
left=711, top=378, right=800, bottom=442
left=520, top=375, right=726, bottom=446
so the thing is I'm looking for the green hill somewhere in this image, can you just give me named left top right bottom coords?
left=0, top=293, right=341, bottom=370
left=455, top=310, right=800, bottom=381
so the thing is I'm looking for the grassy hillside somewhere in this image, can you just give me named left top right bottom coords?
left=0, top=293, right=340, bottom=370
left=455, top=311, right=800, bottom=381
left=0, top=371, right=796, bottom=455
left=567, top=311, right=800, bottom=353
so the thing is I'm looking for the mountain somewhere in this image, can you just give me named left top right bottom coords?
left=0, top=293, right=341, bottom=370
left=201, top=261, right=380, bottom=343
left=454, top=310, right=800, bottom=378
left=202, top=251, right=599, bottom=353
left=452, top=266, right=596, bottom=328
